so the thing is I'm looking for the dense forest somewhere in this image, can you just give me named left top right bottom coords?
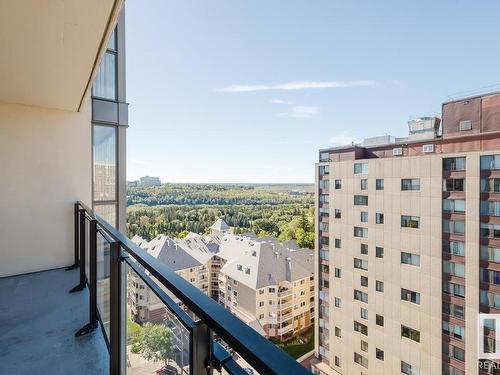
left=126, top=183, right=315, bottom=248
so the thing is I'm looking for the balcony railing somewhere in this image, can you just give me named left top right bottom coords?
left=70, top=202, right=310, bottom=375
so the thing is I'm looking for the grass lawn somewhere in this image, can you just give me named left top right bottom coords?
left=273, top=329, right=314, bottom=359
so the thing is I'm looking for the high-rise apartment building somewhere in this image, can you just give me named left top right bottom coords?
left=313, top=92, right=500, bottom=375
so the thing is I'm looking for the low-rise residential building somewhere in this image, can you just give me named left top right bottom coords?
left=128, top=219, right=315, bottom=341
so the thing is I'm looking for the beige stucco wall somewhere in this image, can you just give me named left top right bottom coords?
left=319, top=155, right=443, bottom=375
left=0, top=99, right=92, bottom=277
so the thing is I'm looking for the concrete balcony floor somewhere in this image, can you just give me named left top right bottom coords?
left=0, top=268, right=108, bottom=374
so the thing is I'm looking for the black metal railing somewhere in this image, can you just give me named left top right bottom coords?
left=69, top=202, right=312, bottom=375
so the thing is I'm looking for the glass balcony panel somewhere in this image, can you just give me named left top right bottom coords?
left=126, top=263, right=191, bottom=375
left=96, top=231, right=111, bottom=339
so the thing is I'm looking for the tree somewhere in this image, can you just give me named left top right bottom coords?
left=136, top=323, right=175, bottom=367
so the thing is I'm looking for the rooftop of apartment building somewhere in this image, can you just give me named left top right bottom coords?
left=132, top=219, right=314, bottom=288
left=319, top=91, right=500, bottom=159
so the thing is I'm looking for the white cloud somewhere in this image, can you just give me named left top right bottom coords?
left=217, top=80, right=375, bottom=93
left=270, top=99, right=291, bottom=104
left=329, top=132, right=359, bottom=146
left=279, top=106, right=320, bottom=119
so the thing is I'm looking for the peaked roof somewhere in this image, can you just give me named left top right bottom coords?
left=210, top=218, right=230, bottom=232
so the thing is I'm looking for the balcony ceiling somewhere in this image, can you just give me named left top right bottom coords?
left=0, top=0, right=123, bottom=112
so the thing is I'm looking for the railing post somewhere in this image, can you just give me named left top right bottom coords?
left=110, top=241, right=122, bottom=375
left=66, top=203, right=80, bottom=270
left=70, top=209, right=87, bottom=293
left=75, top=218, right=98, bottom=336
left=190, top=321, right=211, bottom=375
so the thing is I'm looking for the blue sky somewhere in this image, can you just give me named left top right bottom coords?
left=125, top=0, right=500, bottom=183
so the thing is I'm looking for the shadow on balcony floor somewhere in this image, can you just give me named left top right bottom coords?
left=0, top=268, right=108, bottom=374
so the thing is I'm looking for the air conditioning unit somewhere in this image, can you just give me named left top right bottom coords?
left=393, top=147, right=403, bottom=156
left=422, top=144, right=434, bottom=153
left=459, top=120, right=472, bottom=131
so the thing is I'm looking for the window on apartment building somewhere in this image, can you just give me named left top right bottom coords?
left=321, top=264, right=329, bottom=274
left=354, top=289, right=368, bottom=303
left=360, top=276, right=368, bottom=287
left=360, top=243, right=368, bottom=255
left=92, top=29, right=117, bottom=100
left=376, top=314, right=384, bottom=327
left=335, top=209, right=341, bottom=219
left=335, top=268, right=341, bottom=278
left=361, top=179, right=368, bottom=190
left=335, top=326, right=341, bottom=337
left=480, top=268, right=500, bottom=285
left=376, top=348, right=384, bottom=361
left=354, top=162, right=369, bottom=174
left=322, top=279, right=329, bottom=288
left=401, top=288, right=420, bottom=304
left=443, top=178, right=465, bottom=192
left=93, top=125, right=118, bottom=226
left=442, top=321, right=465, bottom=341
left=443, top=220, right=465, bottom=235
left=443, top=261, right=465, bottom=278
left=375, top=213, right=384, bottom=224
left=480, top=290, right=500, bottom=309
left=319, top=222, right=329, bottom=232
left=375, top=281, right=384, bottom=292
left=361, top=340, right=368, bottom=352
left=354, top=321, right=368, bottom=335
left=319, top=165, right=330, bottom=175
left=443, top=157, right=466, bottom=171
left=401, top=215, right=420, bottom=229
left=443, top=199, right=466, bottom=213
left=376, top=246, right=384, bottom=258
left=259, top=314, right=264, bottom=319
left=481, top=200, right=500, bottom=216
left=335, top=179, right=342, bottom=189
left=376, top=179, right=384, bottom=190
left=443, top=343, right=465, bottom=362
left=354, top=352, right=368, bottom=369
left=320, top=152, right=330, bottom=162
left=259, top=289, right=264, bottom=295
left=259, top=301, right=264, bottom=307
left=443, top=281, right=465, bottom=298
left=359, top=308, right=368, bottom=321
left=401, top=325, right=420, bottom=343
left=481, top=155, right=500, bottom=170
left=354, top=258, right=368, bottom=271
left=233, top=291, right=238, bottom=297
left=321, top=237, right=329, bottom=246
left=443, top=364, right=464, bottom=375
left=443, top=240, right=465, bottom=257
left=319, top=194, right=329, bottom=203
left=334, top=238, right=341, bottom=248
left=354, top=226, right=368, bottom=238
left=354, top=195, right=368, bottom=205
left=320, top=249, right=329, bottom=260
left=401, top=361, right=418, bottom=375
left=319, top=207, right=330, bottom=217
left=480, top=223, right=500, bottom=239
left=360, top=211, right=368, bottom=222
left=442, top=302, right=465, bottom=320
left=334, top=356, right=341, bottom=367
left=401, top=178, right=420, bottom=191
left=319, top=179, right=329, bottom=190
left=401, top=252, right=420, bottom=266
left=481, top=245, right=500, bottom=262
left=481, top=178, right=500, bottom=193
left=335, top=297, right=342, bottom=307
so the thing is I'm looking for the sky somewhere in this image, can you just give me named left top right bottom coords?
left=125, top=0, right=500, bottom=183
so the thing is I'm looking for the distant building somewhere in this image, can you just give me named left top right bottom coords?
left=127, top=176, right=161, bottom=187
left=139, top=176, right=161, bottom=186
left=128, top=218, right=314, bottom=341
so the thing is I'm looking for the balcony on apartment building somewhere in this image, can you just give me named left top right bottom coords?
left=0, top=2, right=310, bottom=375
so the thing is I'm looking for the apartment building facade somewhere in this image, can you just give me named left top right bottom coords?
left=313, top=92, right=500, bottom=375
left=219, top=238, right=315, bottom=340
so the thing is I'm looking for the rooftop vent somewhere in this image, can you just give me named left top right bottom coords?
left=245, top=268, right=250, bottom=274
left=237, top=264, right=243, bottom=271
